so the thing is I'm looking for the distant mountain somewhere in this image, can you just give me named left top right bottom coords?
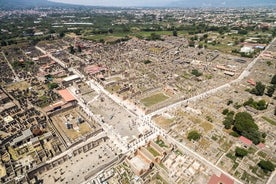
left=1, top=0, right=275, bottom=10
left=168, top=0, right=276, bottom=8
left=0, top=0, right=74, bottom=10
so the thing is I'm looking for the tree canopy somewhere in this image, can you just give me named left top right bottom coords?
left=234, top=112, right=261, bottom=144
left=243, top=98, right=267, bottom=110
left=223, top=113, right=234, bottom=129
left=258, top=160, right=275, bottom=172
left=187, top=130, right=201, bottom=141
left=234, top=112, right=258, bottom=132
left=271, top=74, right=276, bottom=85
left=235, top=147, right=248, bottom=158
left=251, top=82, right=265, bottom=96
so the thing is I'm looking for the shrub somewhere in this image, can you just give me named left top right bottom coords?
left=191, top=69, right=202, bottom=77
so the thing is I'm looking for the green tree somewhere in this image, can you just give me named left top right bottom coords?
left=69, top=45, right=75, bottom=54
left=191, top=69, right=202, bottom=77
left=266, top=85, right=275, bottom=97
left=222, top=109, right=229, bottom=115
left=227, top=100, right=233, bottom=105
left=234, top=112, right=261, bottom=144
left=77, top=45, right=82, bottom=53
left=48, top=83, right=58, bottom=90
left=242, top=128, right=261, bottom=145
left=258, top=160, right=275, bottom=172
left=234, top=112, right=258, bottom=132
left=143, top=60, right=152, bottom=64
left=251, top=82, right=265, bottom=96
left=223, top=113, right=234, bottom=129
left=59, top=31, right=65, bottom=38
left=243, top=98, right=267, bottom=110
left=271, top=74, right=276, bottom=85
left=187, top=131, right=201, bottom=141
left=188, top=40, right=195, bottom=47
left=147, top=33, right=162, bottom=41
left=256, top=100, right=267, bottom=110
left=230, top=131, right=240, bottom=137
left=198, top=43, right=203, bottom=49
left=108, top=28, right=113, bottom=34
left=235, top=147, right=248, bottom=158
left=172, top=30, right=178, bottom=37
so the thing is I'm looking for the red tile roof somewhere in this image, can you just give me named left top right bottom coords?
left=247, top=79, right=256, bottom=86
left=58, top=89, right=75, bottom=102
left=258, top=143, right=265, bottom=149
left=84, top=65, right=107, bottom=75
left=208, top=174, right=234, bottom=184
left=239, top=136, right=253, bottom=146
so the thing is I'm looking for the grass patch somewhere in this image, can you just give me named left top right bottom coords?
left=135, top=30, right=173, bottom=38
left=155, top=173, right=168, bottom=184
left=200, top=121, right=213, bottom=132
left=198, top=138, right=210, bottom=149
left=241, top=171, right=258, bottom=183
left=147, top=147, right=160, bottom=157
left=6, top=81, right=30, bottom=91
left=262, top=116, right=276, bottom=126
left=159, top=162, right=167, bottom=170
left=62, top=123, right=92, bottom=141
left=8, top=147, right=19, bottom=161
left=52, top=110, right=92, bottom=142
left=226, top=152, right=237, bottom=161
left=174, top=149, right=183, bottom=156
left=221, top=140, right=232, bottom=152
left=155, top=140, right=168, bottom=148
left=153, top=116, right=173, bottom=128
left=141, top=93, right=169, bottom=107
left=232, top=162, right=239, bottom=170
left=258, top=151, right=267, bottom=159
left=250, top=165, right=259, bottom=175
left=106, top=84, right=121, bottom=93
left=211, top=135, right=218, bottom=141
left=234, top=171, right=241, bottom=177
left=248, top=147, right=257, bottom=154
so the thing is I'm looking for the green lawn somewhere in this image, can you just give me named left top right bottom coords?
left=155, top=140, right=168, bottom=148
left=262, top=116, right=276, bottom=126
left=141, top=93, right=169, bottom=107
left=174, top=149, right=183, bottom=156
left=147, top=147, right=160, bottom=157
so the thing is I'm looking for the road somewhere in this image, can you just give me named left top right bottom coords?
left=35, top=37, right=276, bottom=184
left=147, top=37, right=276, bottom=118
left=142, top=116, right=243, bottom=184
left=80, top=80, right=242, bottom=183
left=266, top=170, right=276, bottom=184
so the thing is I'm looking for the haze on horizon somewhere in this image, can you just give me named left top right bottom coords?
left=51, top=0, right=170, bottom=7
left=50, top=0, right=276, bottom=7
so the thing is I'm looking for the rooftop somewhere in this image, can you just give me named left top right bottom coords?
left=58, top=89, right=75, bottom=102
left=239, top=136, right=253, bottom=146
left=208, top=173, right=234, bottom=184
left=63, top=74, right=80, bottom=82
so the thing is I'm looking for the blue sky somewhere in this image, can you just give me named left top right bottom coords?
left=51, top=0, right=171, bottom=7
